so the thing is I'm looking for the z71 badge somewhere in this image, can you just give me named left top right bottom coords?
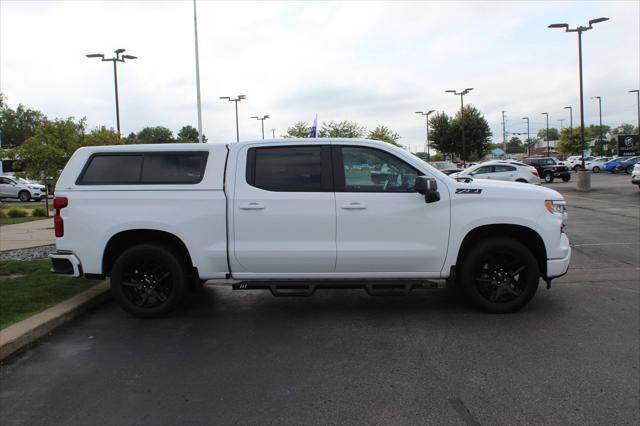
left=455, top=188, right=483, bottom=194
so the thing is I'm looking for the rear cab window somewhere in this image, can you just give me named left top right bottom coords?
left=77, top=152, right=209, bottom=185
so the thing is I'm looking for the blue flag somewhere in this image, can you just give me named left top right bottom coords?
left=309, top=114, right=318, bottom=138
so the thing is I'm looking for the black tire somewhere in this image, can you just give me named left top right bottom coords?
left=457, top=237, right=540, bottom=313
left=111, top=244, right=189, bottom=318
left=515, top=179, right=528, bottom=183
left=572, top=165, right=581, bottom=171
left=543, top=172, right=554, bottom=183
left=592, top=166, right=600, bottom=173
left=625, top=166, right=633, bottom=174
left=18, top=191, right=31, bottom=202
left=561, top=175, right=571, bottom=182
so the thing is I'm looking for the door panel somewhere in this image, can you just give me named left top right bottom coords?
left=233, top=145, right=336, bottom=274
left=334, top=146, right=450, bottom=274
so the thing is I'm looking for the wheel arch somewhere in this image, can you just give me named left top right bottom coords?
left=103, top=229, right=195, bottom=276
left=455, top=224, right=547, bottom=278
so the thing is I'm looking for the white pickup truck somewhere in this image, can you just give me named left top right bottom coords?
left=51, top=139, right=570, bottom=317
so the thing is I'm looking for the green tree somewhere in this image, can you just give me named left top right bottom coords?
left=0, top=95, right=47, bottom=148
left=125, top=132, right=138, bottom=144
left=612, top=123, right=635, bottom=135
left=450, top=106, right=492, bottom=159
left=589, top=124, right=611, bottom=140
left=9, top=118, right=85, bottom=183
left=428, top=112, right=455, bottom=156
left=177, top=125, right=206, bottom=143
left=318, top=120, right=366, bottom=138
left=84, top=126, right=123, bottom=146
left=537, top=127, right=560, bottom=141
left=367, top=125, right=401, bottom=146
left=284, top=121, right=311, bottom=138
left=136, top=126, right=175, bottom=144
left=506, top=136, right=524, bottom=154
left=557, top=127, right=593, bottom=155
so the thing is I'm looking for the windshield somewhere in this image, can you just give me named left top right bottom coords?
left=17, top=178, right=32, bottom=184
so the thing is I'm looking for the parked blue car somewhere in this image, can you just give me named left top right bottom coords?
left=616, top=156, right=640, bottom=174
left=603, top=158, right=621, bottom=172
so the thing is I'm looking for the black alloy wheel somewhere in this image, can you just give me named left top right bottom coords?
left=111, top=244, right=188, bottom=317
left=459, top=237, right=540, bottom=313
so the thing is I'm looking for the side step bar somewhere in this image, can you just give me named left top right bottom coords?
left=232, top=280, right=440, bottom=297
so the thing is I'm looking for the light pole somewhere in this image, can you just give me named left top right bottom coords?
left=522, top=117, right=530, bottom=155
left=415, top=110, right=435, bottom=160
left=558, top=118, right=565, bottom=131
left=592, top=96, right=603, bottom=143
left=445, top=88, right=473, bottom=163
left=501, top=110, right=507, bottom=155
left=541, top=112, right=550, bottom=156
left=220, top=95, right=246, bottom=142
left=564, top=106, right=573, bottom=132
left=86, top=49, right=137, bottom=136
left=630, top=90, right=640, bottom=134
left=251, top=115, right=270, bottom=139
left=549, top=17, right=609, bottom=172
left=271, top=129, right=276, bottom=139
left=192, top=0, right=203, bottom=143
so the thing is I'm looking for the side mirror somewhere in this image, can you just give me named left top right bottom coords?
left=415, top=176, right=440, bottom=203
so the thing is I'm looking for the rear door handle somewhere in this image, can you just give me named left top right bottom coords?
left=240, top=202, right=265, bottom=210
left=341, top=202, right=367, bottom=210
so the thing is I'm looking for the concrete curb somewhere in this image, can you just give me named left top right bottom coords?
left=0, top=281, right=111, bottom=361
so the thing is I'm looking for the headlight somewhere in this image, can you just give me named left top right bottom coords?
left=545, top=200, right=566, bottom=215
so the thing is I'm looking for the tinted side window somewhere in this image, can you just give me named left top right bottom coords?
left=141, top=153, right=208, bottom=184
left=247, top=146, right=330, bottom=192
left=79, top=155, right=143, bottom=185
left=340, top=146, right=420, bottom=192
left=495, top=165, right=515, bottom=172
left=77, top=152, right=208, bottom=185
left=474, top=166, right=494, bottom=174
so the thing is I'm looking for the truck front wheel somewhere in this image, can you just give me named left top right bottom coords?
left=458, top=237, right=540, bottom=313
left=111, top=244, right=188, bottom=318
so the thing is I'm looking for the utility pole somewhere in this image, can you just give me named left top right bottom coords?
left=502, top=110, right=507, bottom=155
left=541, top=112, right=550, bottom=156
left=86, top=49, right=137, bottom=136
left=630, top=90, right=639, bottom=134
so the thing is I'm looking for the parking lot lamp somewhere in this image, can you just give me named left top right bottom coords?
left=549, top=17, right=609, bottom=171
left=630, top=90, right=640, bottom=134
left=541, top=112, right=549, bottom=156
left=564, top=106, right=573, bottom=132
left=85, top=49, right=137, bottom=136
left=592, top=96, right=603, bottom=144
left=220, top=95, right=246, bottom=142
left=445, top=88, right=473, bottom=163
left=415, top=110, right=435, bottom=160
left=251, top=115, right=270, bottom=139
left=522, top=117, right=530, bottom=155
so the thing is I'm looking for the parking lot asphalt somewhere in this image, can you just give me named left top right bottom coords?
left=1, top=172, right=638, bottom=426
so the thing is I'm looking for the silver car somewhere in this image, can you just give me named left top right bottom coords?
left=0, top=176, right=47, bottom=202
left=451, top=161, right=541, bottom=184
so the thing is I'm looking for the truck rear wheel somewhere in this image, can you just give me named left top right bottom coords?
left=458, top=237, right=540, bottom=313
left=111, top=244, right=188, bottom=318
left=543, top=172, right=554, bottom=183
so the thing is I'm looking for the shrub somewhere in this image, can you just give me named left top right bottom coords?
left=0, top=209, right=7, bottom=219
left=32, top=206, right=48, bottom=217
left=6, top=207, right=28, bottom=218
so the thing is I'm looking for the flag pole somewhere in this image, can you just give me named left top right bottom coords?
left=193, top=0, right=204, bottom=143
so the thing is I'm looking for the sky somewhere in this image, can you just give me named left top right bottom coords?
left=1, top=0, right=638, bottom=151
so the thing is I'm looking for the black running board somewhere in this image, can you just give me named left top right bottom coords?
left=232, top=280, right=440, bottom=297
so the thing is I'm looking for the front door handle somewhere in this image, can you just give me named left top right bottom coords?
left=341, top=202, right=367, bottom=210
left=240, top=202, right=265, bottom=210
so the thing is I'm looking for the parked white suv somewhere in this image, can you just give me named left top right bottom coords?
left=0, top=176, right=47, bottom=202
left=451, top=161, right=541, bottom=184
left=50, top=139, right=571, bottom=316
